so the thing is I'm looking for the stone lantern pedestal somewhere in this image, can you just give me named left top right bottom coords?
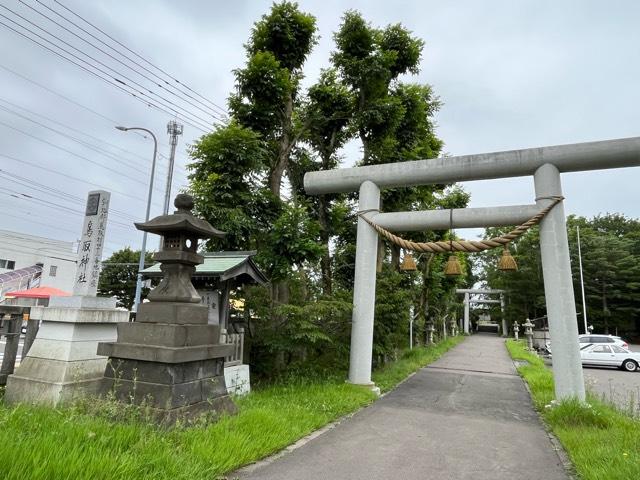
left=98, top=195, right=236, bottom=423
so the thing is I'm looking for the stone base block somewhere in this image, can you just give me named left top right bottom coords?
left=9, top=356, right=108, bottom=384
left=49, top=295, right=117, bottom=309
left=102, top=357, right=236, bottom=423
left=30, top=306, right=128, bottom=324
left=115, top=322, right=220, bottom=347
left=3, top=305, right=124, bottom=406
left=4, top=357, right=107, bottom=406
left=136, top=302, right=208, bottom=324
left=224, top=364, right=250, bottom=396
left=98, top=342, right=233, bottom=363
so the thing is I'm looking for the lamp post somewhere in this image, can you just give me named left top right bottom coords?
left=115, top=126, right=157, bottom=313
left=577, top=226, right=588, bottom=334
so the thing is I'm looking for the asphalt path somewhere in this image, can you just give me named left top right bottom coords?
left=235, top=334, right=569, bottom=480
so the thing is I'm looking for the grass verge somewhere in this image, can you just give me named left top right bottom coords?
left=0, top=336, right=464, bottom=480
left=506, top=339, right=640, bottom=480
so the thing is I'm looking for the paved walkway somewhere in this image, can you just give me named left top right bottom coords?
left=236, top=334, right=570, bottom=480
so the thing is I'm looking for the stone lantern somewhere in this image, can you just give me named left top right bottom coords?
left=523, top=318, right=534, bottom=351
left=513, top=321, right=520, bottom=341
left=449, top=318, right=458, bottom=337
left=98, top=194, right=236, bottom=423
left=426, top=320, right=435, bottom=345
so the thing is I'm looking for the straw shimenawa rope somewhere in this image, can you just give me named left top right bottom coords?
left=358, top=196, right=564, bottom=253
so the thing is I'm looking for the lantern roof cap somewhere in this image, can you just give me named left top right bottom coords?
left=135, top=194, right=226, bottom=239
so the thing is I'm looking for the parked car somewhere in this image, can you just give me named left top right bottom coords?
left=578, top=334, right=629, bottom=349
left=579, top=343, right=640, bottom=372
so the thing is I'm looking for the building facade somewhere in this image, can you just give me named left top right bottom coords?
left=0, top=230, right=76, bottom=300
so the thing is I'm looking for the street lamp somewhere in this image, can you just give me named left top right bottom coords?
left=115, top=125, right=158, bottom=313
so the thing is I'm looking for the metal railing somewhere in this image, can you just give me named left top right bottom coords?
left=220, top=327, right=244, bottom=367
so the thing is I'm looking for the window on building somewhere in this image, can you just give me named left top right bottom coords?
left=49, top=265, right=58, bottom=277
left=0, top=259, right=16, bottom=270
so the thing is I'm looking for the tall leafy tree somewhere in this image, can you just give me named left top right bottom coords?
left=229, top=1, right=317, bottom=199
left=295, top=69, right=354, bottom=295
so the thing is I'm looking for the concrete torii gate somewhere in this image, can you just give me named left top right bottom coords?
left=304, top=136, right=640, bottom=401
left=457, top=288, right=505, bottom=335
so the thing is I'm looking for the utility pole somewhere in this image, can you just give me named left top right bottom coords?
left=163, top=120, right=184, bottom=215
left=159, top=120, right=184, bottom=250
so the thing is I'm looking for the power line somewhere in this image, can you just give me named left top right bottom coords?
left=0, top=169, right=138, bottom=223
left=0, top=95, right=168, bottom=168
left=0, top=102, right=151, bottom=178
left=0, top=210, right=81, bottom=237
left=0, top=194, right=137, bottom=250
left=0, top=62, right=167, bottom=147
left=0, top=100, right=175, bottom=184
left=28, top=0, right=228, bottom=123
left=52, top=0, right=228, bottom=118
left=1, top=3, right=216, bottom=131
left=0, top=10, right=212, bottom=133
left=0, top=119, right=149, bottom=187
left=0, top=231, right=75, bottom=250
left=0, top=152, right=146, bottom=203
left=0, top=188, right=133, bottom=232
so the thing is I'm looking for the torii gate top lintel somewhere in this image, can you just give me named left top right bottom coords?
left=304, top=136, right=640, bottom=195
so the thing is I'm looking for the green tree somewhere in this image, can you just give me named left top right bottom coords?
left=567, top=216, right=640, bottom=335
left=295, top=69, right=354, bottom=295
left=229, top=1, right=317, bottom=198
left=188, top=122, right=273, bottom=252
left=332, top=11, right=423, bottom=164
left=98, top=248, right=154, bottom=310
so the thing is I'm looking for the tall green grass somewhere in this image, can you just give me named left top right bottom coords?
left=506, top=339, right=640, bottom=480
left=0, top=337, right=464, bottom=480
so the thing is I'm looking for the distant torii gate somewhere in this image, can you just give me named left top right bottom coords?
left=457, top=288, right=505, bottom=336
left=304, top=136, right=640, bottom=401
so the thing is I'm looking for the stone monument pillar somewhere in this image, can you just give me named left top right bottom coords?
left=98, top=194, right=236, bottom=423
left=5, top=190, right=128, bottom=406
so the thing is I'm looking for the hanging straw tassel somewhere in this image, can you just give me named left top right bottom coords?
left=498, top=245, right=518, bottom=271
left=400, top=252, right=417, bottom=271
left=444, top=254, right=462, bottom=276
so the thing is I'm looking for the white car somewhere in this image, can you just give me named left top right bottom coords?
left=579, top=343, right=640, bottom=372
left=578, top=334, right=629, bottom=350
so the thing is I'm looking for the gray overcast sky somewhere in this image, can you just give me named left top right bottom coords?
left=0, top=0, right=639, bottom=256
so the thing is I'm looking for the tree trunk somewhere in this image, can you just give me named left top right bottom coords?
left=318, top=195, right=332, bottom=296
left=602, top=281, right=609, bottom=334
left=376, top=237, right=385, bottom=272
left=268, top=92, right=294, bottom=198
left=391, top=244, right=401, bottom=270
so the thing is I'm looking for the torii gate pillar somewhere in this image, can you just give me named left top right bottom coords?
left=535, top=164, right=585, bottom=401
left=463, top=292, right=470, bottom=334
left=349, top=181, right=380, bottom=389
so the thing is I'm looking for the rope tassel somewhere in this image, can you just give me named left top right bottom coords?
left=498, top=245, right=518, bottom=271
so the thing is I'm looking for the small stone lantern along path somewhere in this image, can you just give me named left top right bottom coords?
left=98, top=194, right=236, bottom=423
